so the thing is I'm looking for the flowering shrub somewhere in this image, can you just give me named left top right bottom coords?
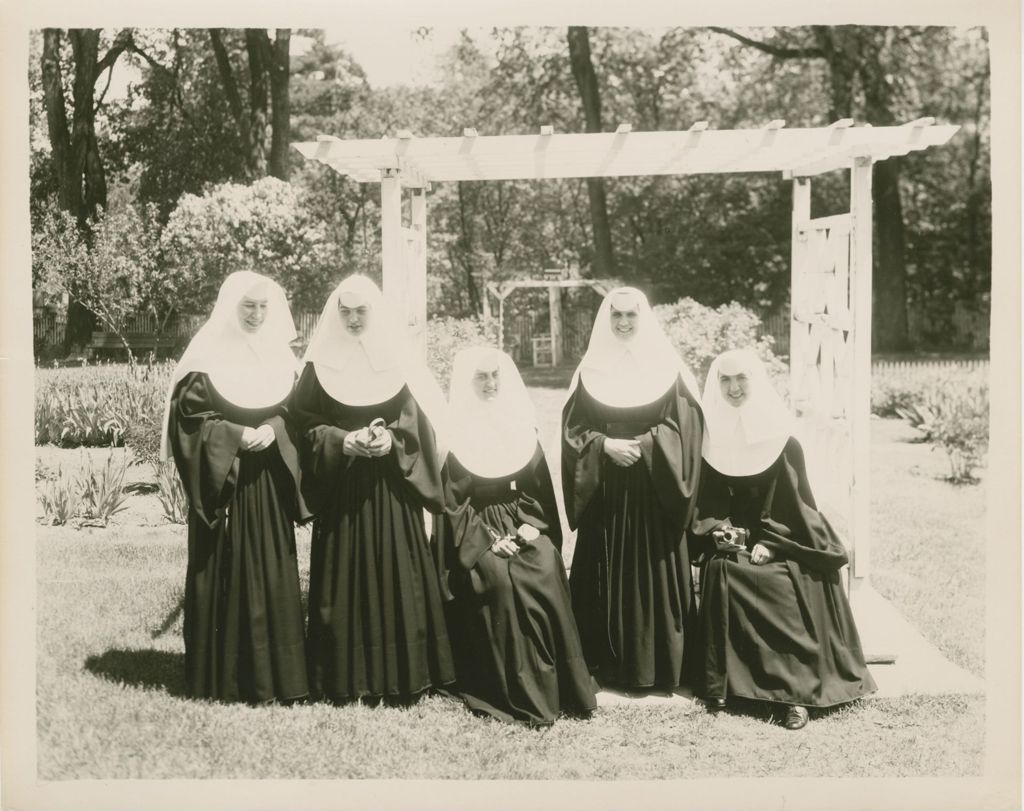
left=653, top=298, right=786, bottom=394
left=426, top=316, right=499, bottom=393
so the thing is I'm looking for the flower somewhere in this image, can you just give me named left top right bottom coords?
left=516, top=523, right=540, bottom=544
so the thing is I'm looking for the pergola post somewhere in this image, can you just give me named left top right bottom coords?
left=409, top=187, right=428, bottom=360
left=789, top=177, right=811, bottom=393
left=849, top=156, right=874, bottom=586
left=548, top=286, right=563, bottom=366
left=380, top=167, right=404, bottom=325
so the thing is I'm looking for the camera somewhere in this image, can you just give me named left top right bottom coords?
left=719, top=527, right=747, bottom=545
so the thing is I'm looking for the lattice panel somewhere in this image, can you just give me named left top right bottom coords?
left=791, top=217, right=853, bottom=420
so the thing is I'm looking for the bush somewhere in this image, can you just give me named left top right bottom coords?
left=653, top=298, right=786, bottom=394
left=426, top=316, right=499, bottom=393
left=78, top=453, right=131, bottom=527
left=39, top=468, right=80, bottom=526
left=156, top=460, right=188, bottom=525
left=897, top=378, right=989, bottom=483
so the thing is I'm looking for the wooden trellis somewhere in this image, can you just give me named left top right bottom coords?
left=293, top=118, right=958, bottom=593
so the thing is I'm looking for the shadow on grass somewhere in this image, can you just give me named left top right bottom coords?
left=85, top=648, right=187, bottom=697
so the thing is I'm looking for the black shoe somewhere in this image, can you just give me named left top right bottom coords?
left=705, top=697, right=727, bottom=711
left=784, top=705, right=808, bottom=730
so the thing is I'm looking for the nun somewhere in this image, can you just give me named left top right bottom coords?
left=691, top=349, right=877, bottom=729
left=436, top=346, right=597, bottom=726
left=291, top=275, right=455, bottom=704
left=162, top=270, right=309, bottom=704
left=562, top=287, right=704, bottom=692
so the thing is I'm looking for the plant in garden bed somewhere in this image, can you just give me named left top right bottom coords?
left=78, top=453, right=131, bottom=527
left=896, top=379, right=989, bottom=483
left=156, top=460, right=188, bottom=525
left=39, top=468, right=80, bottom=526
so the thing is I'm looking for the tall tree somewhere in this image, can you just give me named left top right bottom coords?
left=40, top=28, right=135, bottom=351
left=567, top=26, right=615, bottom=276
left=209, top=28, right=291, bottom=181
left=709, top=26, right=914, bottom=350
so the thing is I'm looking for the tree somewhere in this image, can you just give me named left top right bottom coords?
left=708, top=25, right=921, bottom=350
left=32, top=201, right=167, bottom=366
left=208, top=28, right=292, bottom=181
left=39, top=28, right=139, bottom=351
left=567, top=26, right=615, bottom=276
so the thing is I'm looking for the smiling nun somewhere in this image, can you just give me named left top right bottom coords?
left=691, top=348, right=876, bottom=730
left=435, top=346, right=596, bottom=726
left=291, top=275, right=455, bottom=704
left=561, top=287, right=704, bottom=692
left=162, top=270, right=309, bottom=704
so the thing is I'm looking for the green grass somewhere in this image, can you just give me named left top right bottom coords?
left=35, top=406, right=986, bottom=780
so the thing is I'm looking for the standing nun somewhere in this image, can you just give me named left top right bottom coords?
left=162, top=270, right=309, bottom=704
left=692, top=349, right=876, bottom=729
left=292, top=275, right=455, bottom=703
left=562, top=287, right=704, bottom=692
left=436, top=346, right=597, bottom=726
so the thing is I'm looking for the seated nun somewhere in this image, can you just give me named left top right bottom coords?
left=435, top=347, right=596, bottom=726
left=690, top=348, right=877, bottom=730
left=162, top=270, right=309, bottom=704
left=291, top=275, right=455, bottom=704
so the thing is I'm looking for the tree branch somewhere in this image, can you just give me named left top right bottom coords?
left=94, top=29, right=133, bottom=80
left=708, top=27, right=824, bottom=59
left=208, top=28, right=246, bottom=131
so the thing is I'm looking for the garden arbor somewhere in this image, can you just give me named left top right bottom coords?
left=293, top=118, right=958, bottom=595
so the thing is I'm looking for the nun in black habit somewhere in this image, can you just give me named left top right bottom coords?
left=436, top=347, right=596, bottom=726
left=561, top=287, right=704, bottom=692
left=162, top=270, right=309, bottom=704
left=291, top=274, right=455, bottom=704
left=691, top=349, right=877, bottom=729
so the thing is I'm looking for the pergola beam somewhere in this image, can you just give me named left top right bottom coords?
left=294, top=122, right=959, bottom=184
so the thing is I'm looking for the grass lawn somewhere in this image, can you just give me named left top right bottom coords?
left=34, top=380, right=986, bottom=779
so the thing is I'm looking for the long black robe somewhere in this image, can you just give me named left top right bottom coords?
left=689, top=437, right=877, bottom=707
left=562, top=376, right=703, bottom=690
left=168, top=372, right=309, bottom=703
left=435, top=444, right=597, bottom=726
left=292, top=364, right=455, bottom=702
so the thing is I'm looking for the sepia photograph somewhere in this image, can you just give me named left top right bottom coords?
left=0, top=0, right=1019, bottom=809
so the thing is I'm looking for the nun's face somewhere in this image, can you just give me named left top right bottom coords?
left=718, top=371, right=750, bottom=408
left=338, top=298, right=371, bottom=336
left=236, top=295, right=269, bottom=334
left=472, top=364, right=501, bottom=401
left=609, top=303, right=640, bottom=340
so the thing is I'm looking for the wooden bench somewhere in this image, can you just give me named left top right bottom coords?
left=89, top=331, right=177, bottom=356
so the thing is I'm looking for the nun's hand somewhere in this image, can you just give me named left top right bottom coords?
left=367, top=430, right=392, bottom=457
left=490, top=536, right=520, bottom=558
left=604, top=437, right=642, bottom=467
left=241, top=425, right=275, bottom=452
left=342, top=430, right=372, bottom=457
left=750, top=544, right=775, bottom=565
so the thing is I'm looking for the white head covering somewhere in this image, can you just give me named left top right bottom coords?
left=160, top=270, right=299, bottom=459
left=448, top=346, right=539, bottom=479
left=701, top=348, right=794, bottom=476
left=570, top=286, right=700, bottom=408
left=303, top=274, right=450, bottom=453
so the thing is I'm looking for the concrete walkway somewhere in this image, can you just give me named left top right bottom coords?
left=591, top=585, right=983, bottom=709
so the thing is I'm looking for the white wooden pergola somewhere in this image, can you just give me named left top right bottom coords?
left=293, top=118, right=958, bottom=595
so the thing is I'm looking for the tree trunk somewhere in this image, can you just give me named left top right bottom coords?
left=859, top=38, right=910, bottom=351
left=244, top=29, right=269, bottom=177
left=266, top=29, right=291, bottom=181
left=40, top=30, right=75, bottom=213
left=567, top=26, right=615, bottom=276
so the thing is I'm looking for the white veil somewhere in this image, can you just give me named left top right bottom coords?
left=447, top=346, right=539, bottom=479
left=159, top=270, right=299, bottom=459
left=302, top=274, right=450, bottom=453
left=701, top=348, right=794, bottom=476
left=569, top=286, right=700, bottom=408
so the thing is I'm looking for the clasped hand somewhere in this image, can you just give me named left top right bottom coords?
left=241, top=424, right=276, bottom=452
left=604, top=437, right=641, bottom=467
left=343, top=424, right=393, bottom=458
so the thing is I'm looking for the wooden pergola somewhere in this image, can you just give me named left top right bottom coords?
left=293, top=118, right=958, bottom=596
